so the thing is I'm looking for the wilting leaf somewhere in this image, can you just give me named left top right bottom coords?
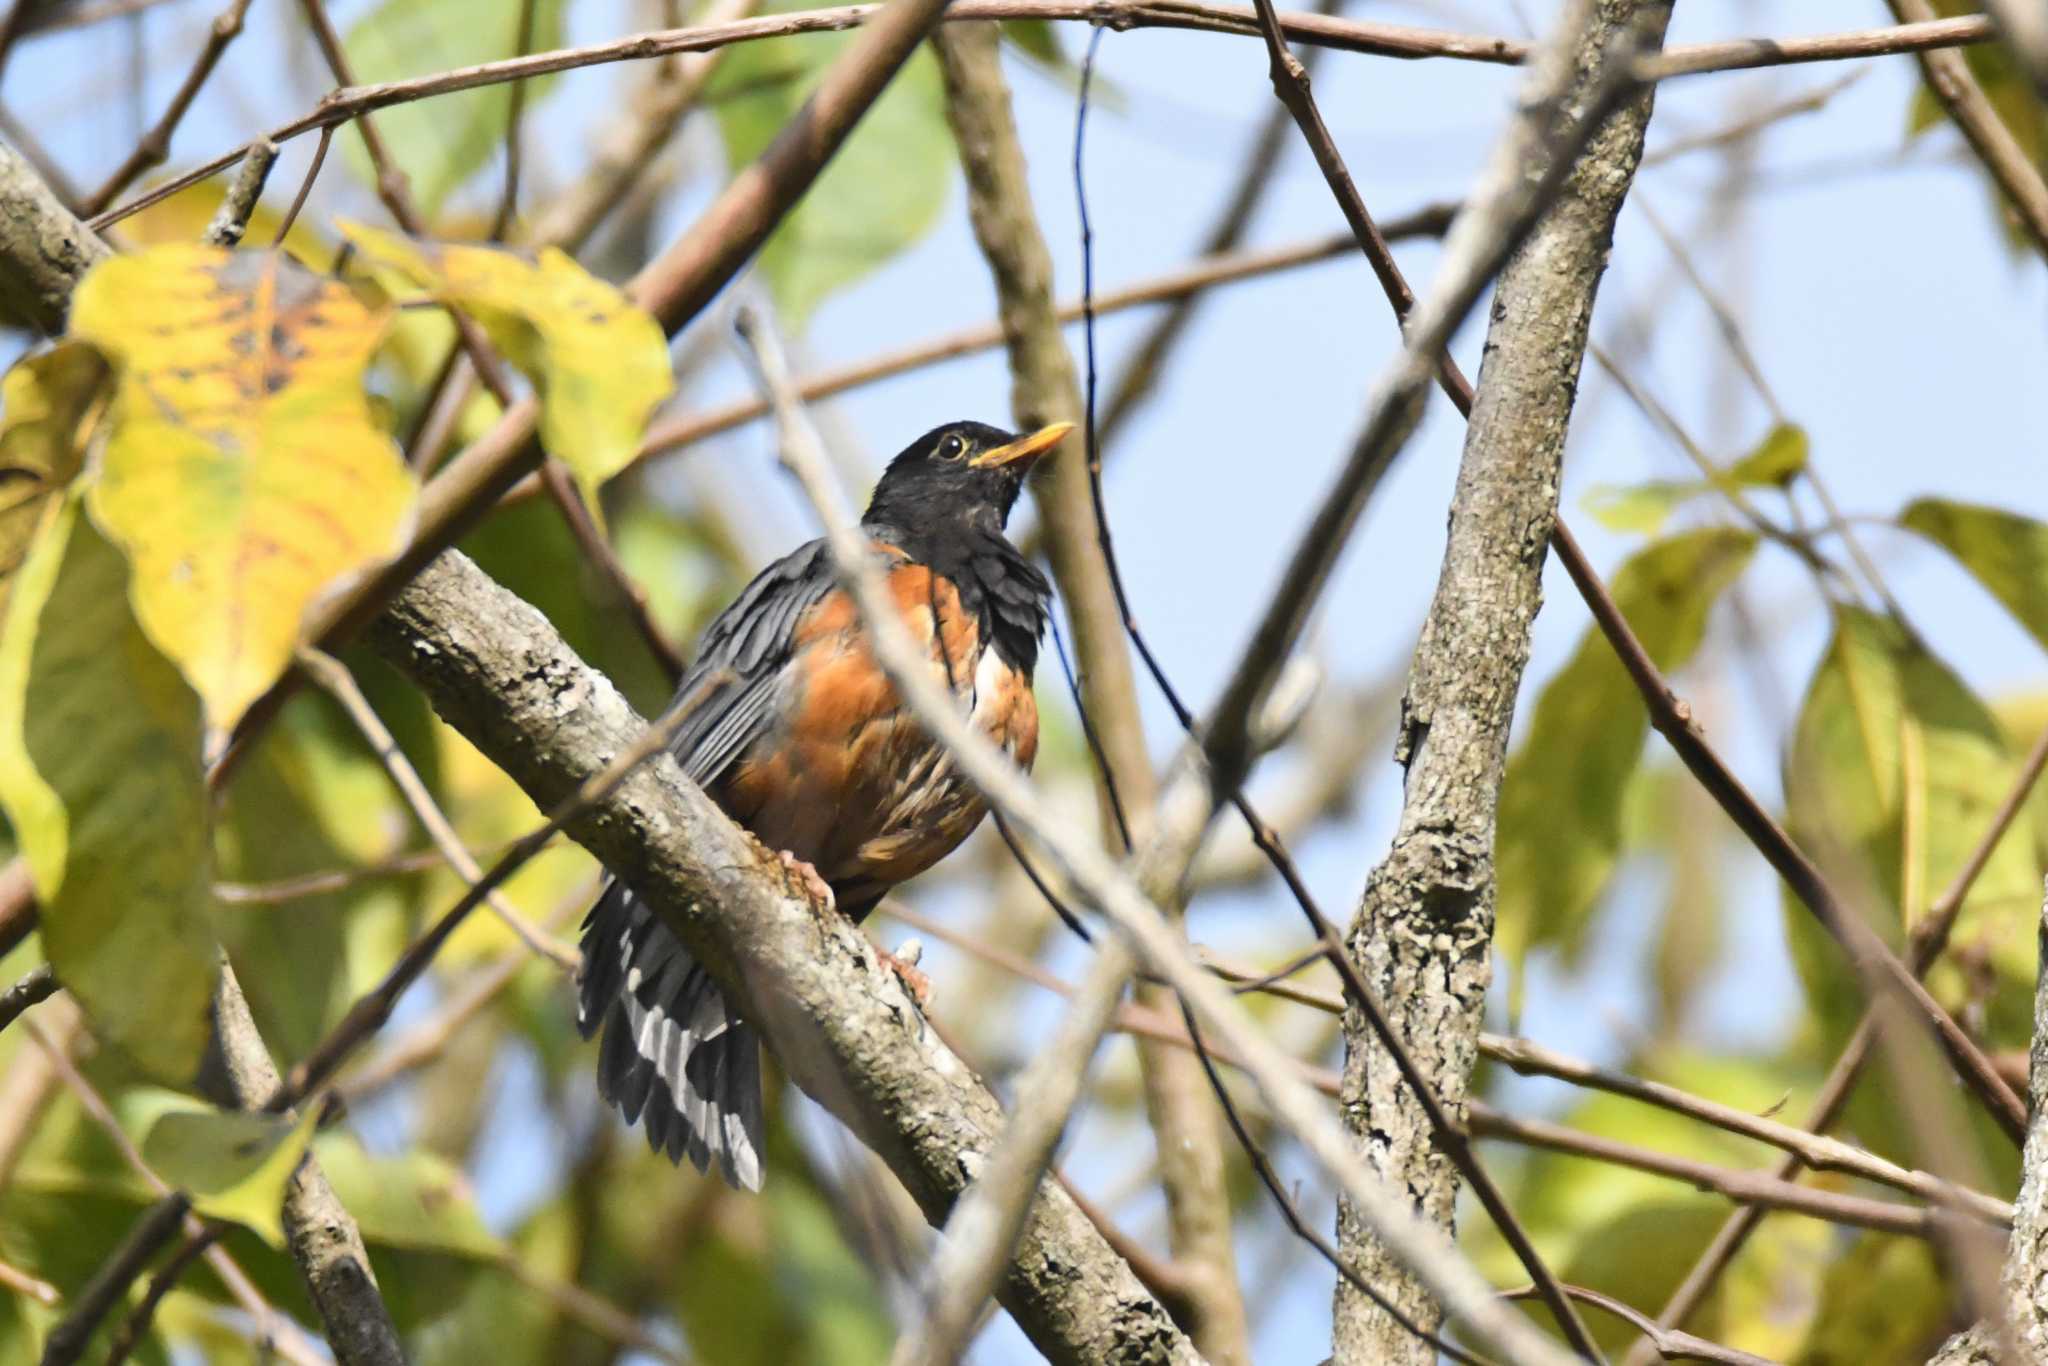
left=1582, top=424, right=1808, bottom=535
left=1901, top=497, right=2048, bottom=651
left=342, top=0, right=568, bottom=219
left=0, top=343, right=104, bottom=618
left=340, top=222, right=672, bottom=510
left=711, top=19, right=951, bottom=326
left=1496, top=528, right=1757, bottom=967
left=1783, top=608, right=2043, bottom=1051
left=0, top=495, right=216, bottom=1078
left=69, top=246, right=416, bottom=730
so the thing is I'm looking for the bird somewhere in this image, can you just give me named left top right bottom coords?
left=576, top=417, right=1073, bottom=1189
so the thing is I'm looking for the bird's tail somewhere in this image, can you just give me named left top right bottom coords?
left=577, top=881, right=764, bottom=1189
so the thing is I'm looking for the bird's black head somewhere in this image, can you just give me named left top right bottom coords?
left=861, top=419, right=1074, bottom=537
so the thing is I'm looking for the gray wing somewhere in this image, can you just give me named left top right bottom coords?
left=661, top=538, right=834, bottom=787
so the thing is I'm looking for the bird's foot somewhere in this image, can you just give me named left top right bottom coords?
left=776, top=849, right=835, bottom=912
left=877, top=939, right=932, bottom=1009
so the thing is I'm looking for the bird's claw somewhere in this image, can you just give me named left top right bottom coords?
left=877, top=944, right=932, bottom=1009
left=776, top=849, right=835, bottom=912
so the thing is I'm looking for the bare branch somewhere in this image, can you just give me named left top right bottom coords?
left=80, top=0, right=255, bottom=214
left=88, top=5, right=2000, bottom=234
left=0, top=138, right=109, bottom=335
left=201, top=139, right=277, bottom=248
left=1882, top=0, right=2048, bottom=258
left=0, top=963, right=54, bottom=1036
left=297, top=646, right=579, bottom=970
left=1640, top=725, right=2048, bottom=1354
left=629, top=206, right=1454, bottom=477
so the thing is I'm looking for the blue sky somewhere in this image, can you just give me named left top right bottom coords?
left=18, top=0, right=2048, bottom=1359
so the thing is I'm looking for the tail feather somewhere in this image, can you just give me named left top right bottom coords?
left=579, top=881, right=764, bottom=1190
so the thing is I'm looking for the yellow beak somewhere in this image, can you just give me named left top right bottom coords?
left=971, top=421, right=1075, bottom=469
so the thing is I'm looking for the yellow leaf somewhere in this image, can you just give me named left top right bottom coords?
left=0, top=343, right=106, bottom=618
left=68, top=246, right=417, bottom=730
left=0, top=494, right=218, bottom=1079
left=340, top=222, right=673, bottom=512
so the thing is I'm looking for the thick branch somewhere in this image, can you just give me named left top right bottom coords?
left=366, top=550, right=1199, bottom=1366
left=1333, top=3, right=1670, bottom=1361
left=0, top=138, right=108, bottom=334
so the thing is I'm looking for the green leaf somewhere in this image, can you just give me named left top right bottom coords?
left=1581, top=480, right=1694, bottom=535
left=0, top=495, right=217, bottom=1079
left=1496, top=528, right=1757, bottom=967
left=340, top=222, right=673, bottom=513
left=1583, top=425, right=1806, bottom=536
left=138, top=1100, right=317, bottom=1246
left=1793, top=1234, right=1948, bottom=1365
left=1901, top=497, right=2048, bottom=651
left=342, top=0, right=568, bottom=219
left=311, top=1134, right=503, bottom=1261
left=1783, top=609, right=2044, bottom=1055
left=1725, top=422, right=1807, bottom=488
left=710, top=18, right=952, bottom=326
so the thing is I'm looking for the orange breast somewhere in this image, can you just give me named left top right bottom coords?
left=713, top=550, right=1037, bottom=912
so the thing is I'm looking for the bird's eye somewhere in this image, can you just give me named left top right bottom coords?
left=939, top=433, right=967, bottom=461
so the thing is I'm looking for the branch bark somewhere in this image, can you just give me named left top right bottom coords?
left=1332, top=2, right=1671, bottom=1361
left=206, top=965, right=406, bottom=1366
left=932, top=20, right=1249, bottom=1361
left=1927, top=883, right=2048, bottom=1365
left=366, top=550, right=1200, bottom=1366
left=0, top=138, right=108, bottom=334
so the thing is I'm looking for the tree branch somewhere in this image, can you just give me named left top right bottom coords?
left=0, top=138, right=109, bottom=335
left=366, top=548, right=1202, bottom=1365
left=932, top=18, right=1251, bottom=1360
left=1331, top=3, right=1669, bottom=1360
left=88, top=5, right=1999, bottom=234
left=1927, top=884, right=2048, bottom=1361
left=1883, top=0, right=2048, bottom=259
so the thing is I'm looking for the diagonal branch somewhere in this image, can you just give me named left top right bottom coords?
left=366, top=547, right=1202, bottom=1364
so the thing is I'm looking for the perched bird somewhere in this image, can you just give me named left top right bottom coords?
left=577, top=418, right=1073, bottom=1189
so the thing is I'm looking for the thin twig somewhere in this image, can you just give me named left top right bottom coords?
left=1636, top=720, right=2048, bottom=1353
left=1884, top=0, right=2048, bottom=258
left=201, top=138, right=276, bottom=248
left=277, top=636, right=752, bottom=1109
left=1467, top=1103, right=1988, bottom=1242
left=0, top=963, right=54, bottom=1035
left=297, top=646, right=579, bottom=969
left=1498, top=1285, right=1776, bottom=1366
left=536, top=462, right=688, bottom=682
left=23, top=1017, right=327, bottom=1366
left=488, top=0, right=541, bottom=242
left=0, top=1253, right=57, bottom=1307
left=81, top=0, right=256, bottom=214
left=86, top=5, right=2000, bottom=233
left=272, top=124, right=332, bottom=248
